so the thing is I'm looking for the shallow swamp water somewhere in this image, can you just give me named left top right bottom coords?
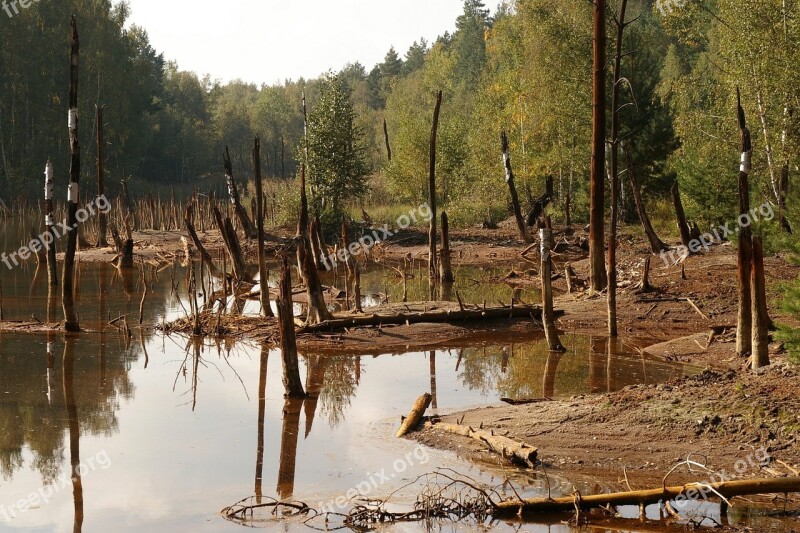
left=0, top=254, right=781, bottom=532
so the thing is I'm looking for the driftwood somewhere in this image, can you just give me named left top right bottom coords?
left=426, top=421, right=538, bottom=468
left=395, top=393, right=432, bottom=437
left=296, top=304, right=555, bottom=334
left=493, top=476, right=800, bottom=517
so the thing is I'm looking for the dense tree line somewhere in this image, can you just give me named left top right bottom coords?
left=1, top=0, right=799, bottom=233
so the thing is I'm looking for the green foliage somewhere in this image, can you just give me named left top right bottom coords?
left=305, top=73, right=370, bottom=228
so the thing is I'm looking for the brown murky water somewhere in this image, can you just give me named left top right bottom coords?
left=0, top=247, right=789, bottom=531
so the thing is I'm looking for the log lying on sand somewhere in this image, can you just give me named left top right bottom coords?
left=297, top=304, right=558, bottom=334
left=426, top=421, right=538, bottom=468
left=493, top=476, right=800, bottom=517
left=396, top=393, right=432, bottom=437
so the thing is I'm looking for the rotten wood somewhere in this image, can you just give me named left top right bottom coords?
left=427, top=421, right=538, bottom=468
left=396, top=392, right=432, bottom=437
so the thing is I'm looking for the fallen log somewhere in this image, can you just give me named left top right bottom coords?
left=493, top=476, right=800, bottom=517
left=396, top=393, right=432, bottom=437
left=426, top=421, right=538, bottom=468
left=296, top=304, right=558, bottom=334
left=500, top=397, right=552, bottom=406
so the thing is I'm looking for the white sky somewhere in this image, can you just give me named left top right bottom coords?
left=125, top=0, right=467, bottom=85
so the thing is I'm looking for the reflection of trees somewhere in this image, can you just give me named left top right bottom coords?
left=318, top=356, right=359, bottom=427
left=276, top=399, right=303, bottom=500
left=0, top=335, right=134, bottom=485
left=63, top=338, right=84, bottom=533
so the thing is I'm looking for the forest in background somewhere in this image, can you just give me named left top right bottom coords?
left=0, top=0, right=798, bottom=232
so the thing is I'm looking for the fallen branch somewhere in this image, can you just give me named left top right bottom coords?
left=396, top=393, right=432, bottom=437
left=297, top=305, right=557, bottom=334
left=493, top=476, right=800, bottom=517
left=426, top=421, right=538, bottom=468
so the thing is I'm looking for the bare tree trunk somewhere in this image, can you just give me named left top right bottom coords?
left=277, top=257, right=305, bottom=399
left=750, top=235, right=770, bottom=370
left=440, top=212, right=454, bottom=283
left=253, top=136, right=274, bottom=318
left=671, top=181, right=692, bottom=248
left=625, top=143, right=667, bottom=254
left=736, top=88, right=753, bottom=357
left=779, top=103, right=793, bottom=233
left=383, top=117, right=392, bottom=161
left=428, top=91, right=442, bottom=279
left=62, top=16, right=81, bottom=333
left=212, top=206, right=247, bottom=281
left=501, top=131, right=530, bottom=243
left=224, top=146, right=257, bottom=239
left=44, top=160, right=58, bottom=287
left=607, top=0, right=628, bottom=338
left=589, top=0, right=608, bottom=293
left=96, top=106, right=108, bottom=248
left=541, top=221, right=565, bottom=352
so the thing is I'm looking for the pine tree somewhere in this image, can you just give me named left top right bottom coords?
left=306, top=73, right=370, bottom=227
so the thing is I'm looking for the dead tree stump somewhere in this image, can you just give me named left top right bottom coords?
left=277, top=257, right=305, bottom=399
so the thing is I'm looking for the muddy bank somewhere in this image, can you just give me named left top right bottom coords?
left=413, top=359, right=800, bottom=496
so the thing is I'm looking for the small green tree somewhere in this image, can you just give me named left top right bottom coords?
left=306, top=73, right=370, bottom=227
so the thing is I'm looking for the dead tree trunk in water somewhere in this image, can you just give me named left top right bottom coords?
left=589, top=0, right=608, bottom=293
left=44, top=160, right=58, bottom=287
left=440, top=212, right=454, bottom=283
left=750, top=235, right=770, bottom=369
left=671, top=181, right=692, bottom=249
left=96, top=106, right=108, bottom=248
left=501, top=131, right=530, bottom=243
left=428, top=91, right=442, bottom=279
left=607, top=0, right=628, bottom=338
left=224, top=146, right=257, bottom=239
left=253, top=136, right=274, bottom=318
left=296, top=170, right=332, bottom=325
left=736, top=88, right=753, bottom=357
left=277, top=257, right=305, bottom=399
left=540, top=220, right=565, bottom=352
left=625, top=143, right=667, bottom=254
left=62, top=16, right=81, bottom=333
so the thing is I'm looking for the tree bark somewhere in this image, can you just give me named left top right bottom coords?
left=440, top=212, right=454, bottom=283
left=44, top=160, right=58, bottom=287
left=428, top=90, right=442, bottom=279
left=297, top=304, right=554, bottom=334
left=62, top=16, right=81, bottom=333
left=625, top=143, right=667, bottom=254
left=589, top=0, right=608, bottom=293
left=426, top=421, right=538, bottom=468
left=671, top=181, right=692, bottom=248
left=541, top=223, right=565, bottom=352
left=736, top=88, right=753, bottom=357
left=493, top=477, right=800, bottom=517
left=253, top=136, right=274, bottom=318
left=383, top=117, right=392, bottom=161
left=750, top=235, right=770, bottom=369
left=607, top=0, right=628, bottom=338
left=395, top=393, right=432, bottom=437
left=212, top=206, right=247, bottom=281
left=501, top=131, right=530, bottom=243
left=224, top=146, right=257, bottom=239
left=96, top=106, right=108, bottom=248
left=277, top=257, right=305, bottom=399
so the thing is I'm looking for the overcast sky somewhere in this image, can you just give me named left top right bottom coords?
left=125, top=0, right=467, bottom=86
